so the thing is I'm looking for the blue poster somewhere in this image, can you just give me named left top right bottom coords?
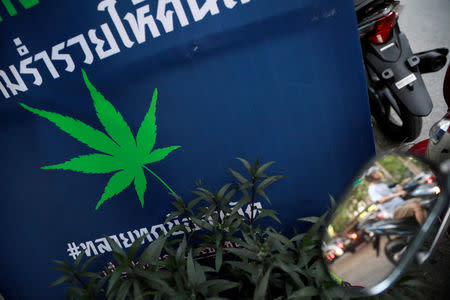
left=0, top=0, right=375, bottom=298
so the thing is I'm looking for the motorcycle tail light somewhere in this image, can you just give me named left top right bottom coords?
left=429, top=118, right=450, bottom=144
left=368, top=12, right=397, bottom=44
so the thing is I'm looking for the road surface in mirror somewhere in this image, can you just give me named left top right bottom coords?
left=328, top=236, right=393, bottom=287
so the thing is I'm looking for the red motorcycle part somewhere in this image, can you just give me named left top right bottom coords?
left=408, top=139, right=429, bottom=155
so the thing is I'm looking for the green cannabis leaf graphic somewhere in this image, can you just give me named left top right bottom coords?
left=20, top=69, right=180, bottom=210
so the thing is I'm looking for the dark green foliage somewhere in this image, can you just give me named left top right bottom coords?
left=51, top=158, right=426, bottom=299
left=50, top=250, right=107, bottom=300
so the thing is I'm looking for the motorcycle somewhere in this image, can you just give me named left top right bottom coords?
left=364, top=195, right=437, bottom=265
left=322, top=152, right=450, bottom=296
left=400, top=172, right=437, bottom=198
left=355, top=175, right=438, bottom=264
left=355, top=0, right=448, bottom=141
left=409, top=64, right=450, bottom=162
left=358, top=173, right=437, bottom=225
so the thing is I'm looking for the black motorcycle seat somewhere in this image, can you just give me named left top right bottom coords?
left=354, top=0, right=385, bottom=12
left=354, top=0, right=372, bottom=11
left=373, top=217, right=417, bottom=227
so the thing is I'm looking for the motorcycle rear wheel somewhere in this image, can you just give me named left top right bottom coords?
left=385, top=238, right=408, bottom=265
left=370, top=91, right=422, bottom=142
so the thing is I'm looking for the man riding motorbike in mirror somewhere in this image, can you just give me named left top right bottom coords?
left=365, top=167, right=425, bottom=225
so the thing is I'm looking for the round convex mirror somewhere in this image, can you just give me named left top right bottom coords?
left=322, top=153, right=443, bottom=290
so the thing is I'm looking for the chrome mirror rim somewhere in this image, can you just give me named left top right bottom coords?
left=365, top=183, right=448, bottom=296
left=321, top=150, right=449, bottom=296
left=415, top=206, right=450, bottom=265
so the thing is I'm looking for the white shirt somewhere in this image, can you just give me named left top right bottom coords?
left=368, top=183, right=405, bottom=218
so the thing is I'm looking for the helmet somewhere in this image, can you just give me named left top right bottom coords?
left=364, top=166, right=379, bottom=181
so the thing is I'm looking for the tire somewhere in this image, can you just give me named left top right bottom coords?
left=369, top=90, right=422, bottom=142
left=385, top=238, right=408, bottom=265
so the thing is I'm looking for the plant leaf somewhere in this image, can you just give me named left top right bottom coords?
left=176, top=235, right=187, bottom=263
left=128, top=235, right=147, bottom=260
left=230, top=198, right=248, bottom=215
left=136, top=88, right=158, bottom=155
left=116, top=280, right=132, bottom=300
left=187, top=197, right=202, bottom=211
left=253, top=269, right=271, bottom=300
left=107, top=269, right=123, bottom=296
left=135, top=270, right=176, bottom=295
left=82, top=69, right=135, bottom=150
left=218, top=183, right=232, bottom=199
left=255, top=209, right=281, bottom=223
left=20, top=103, right=119, bottom=155
left=215, top=246, right=223, bottom=272
left=226, top=261, right=258, bottom=276
left=256, top=175, right=283, bottom=192
left=236, top=157, right=252, bottom=173
left=133, top=281, right=143, bottom=300
left=144, top=146, right=181, bottom=164
left=95, top=274, right=110, bottom=295
left=226, top=248, right=259, bottom=261
left=42, top=154, right=122, bottom=174
left=198, top=280, right=239, bottom=296
left=96, top=169, right=134, bottom=209
left=74, top=249, right=86, bottom=268
left=229, top=168, right=248, bottom=184
left=400, top=279, right=426, bottom=288
left=298, top=216, right=320, bottom=224
left=50, top=265, right=72, bottom=275
left=329, top=193, right=336, bottom=208
left=256, top=189, right=271, bottom=204
left=195, top=260, right=206, bottom=283
left=224, top=187, right=237, bottom=201
left=190, top=216, right=214, bottom=232
left=140, top=235, right=167, bottom=265
left=273, top=262, right=304, bottom=288
left=105, top=236, right=127, bottom=264
left=67, top=286, right=86, bottom=296
left=81, top=254, right=100, bottom=271
left=49, top=275, right=71, bottom=287
left=288, top=286, right=318, bottom=298
left=187, top=250, right=197, bottom=285
left=134, top=168, right=147, bottom=208
left=255, top=161, right=275, bottom=177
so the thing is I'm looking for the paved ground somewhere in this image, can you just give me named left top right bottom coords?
left=373, top=0, right=450, bottom=152
left=328, top=237, right=395, bottom=288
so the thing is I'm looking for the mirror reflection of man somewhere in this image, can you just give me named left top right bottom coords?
left=365, top=167, right=425, bottom=225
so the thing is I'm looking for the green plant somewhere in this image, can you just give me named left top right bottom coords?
left=50, top=251, right=107, bottom=299
left=50, top=158, right=426, bottom=299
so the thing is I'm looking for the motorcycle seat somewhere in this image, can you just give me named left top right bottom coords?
left=373, top=216, right=418, bottom=227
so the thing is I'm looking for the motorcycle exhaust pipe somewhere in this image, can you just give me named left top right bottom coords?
left=414, top=48, right=448, bottom=74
